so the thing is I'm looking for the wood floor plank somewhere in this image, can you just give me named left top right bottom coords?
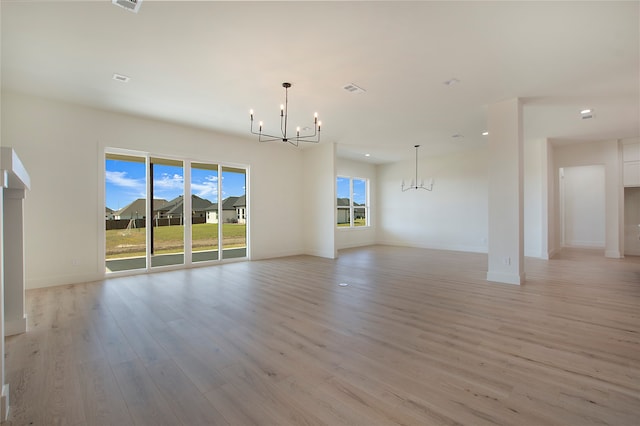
left=145, top=359, right=229, bottom=425
left=76, top=359, right=134, bottom=426
left=110, top=359, right=181, bottom=426
left=5, top=246, right=640, bottom=425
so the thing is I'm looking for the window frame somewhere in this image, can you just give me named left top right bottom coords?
left=104, top=148, right=250, bottom=275
left=336, top=175, right=370, bottom=228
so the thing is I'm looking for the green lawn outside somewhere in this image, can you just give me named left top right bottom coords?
left=337, top=218, right=367, bottom=227
left=106, top=223, right=246, bottom=259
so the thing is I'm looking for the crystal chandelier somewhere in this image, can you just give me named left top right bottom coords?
left=402, top=145, right=433, bottom=192
left=250, top=82, right=321, bottom=146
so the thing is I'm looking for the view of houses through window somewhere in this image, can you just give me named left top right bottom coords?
left=337, top=176, right=368, bottom=227
left=105, top=152, right=247, bottom=273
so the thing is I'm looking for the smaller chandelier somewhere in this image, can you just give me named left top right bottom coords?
left=402, top=144, right=433, bottom=192
left=250, top=82, right=321, bottom=147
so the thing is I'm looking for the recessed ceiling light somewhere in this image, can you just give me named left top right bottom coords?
left=580, top=109, right=591, bottom=115
left=365, top=153, right=371, bottom=157
left=482, top=131, right=489, bottom=136
left=443, top=78, right=460, bottom=86
left=112, top=73, right=130, bottom=83
left=452, top=133, right=464, bottom=139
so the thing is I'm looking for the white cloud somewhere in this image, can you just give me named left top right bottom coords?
left=154, top=173, right=184, bottom=190
left=191, top=174, right=218, bottom=200
left=106, top=170, right=145, bottom=190
left=192, top=182, right=217, bottom=199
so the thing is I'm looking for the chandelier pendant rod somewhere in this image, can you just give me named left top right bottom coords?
left=401, top=144, right=433, bottom=192
left=414, top=144, right=419, bottom=189
left=281, top=82, right=289, bottom=141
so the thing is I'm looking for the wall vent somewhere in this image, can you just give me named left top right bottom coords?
left=112, top=0, right=142, bottom=13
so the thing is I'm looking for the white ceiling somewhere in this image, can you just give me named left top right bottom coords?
left=2, top=1, right=638, bottom=164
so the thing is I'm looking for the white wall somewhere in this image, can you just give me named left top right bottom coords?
left=302, top=142, right=336, bottom=258
left=524, top=138, right=548, bottom=258
left=560, top=165, right=606, bottom=248
left=335, top=157, right=376, bottom=250
left=623, top=138, right=640, bottom=187
left=624, top=187, right=640, bottom=256
left=552, top=139, right=623, bottom=258
left=377, top=147, right=489, bottom=253
left=1, top=92, right=307, bottom=288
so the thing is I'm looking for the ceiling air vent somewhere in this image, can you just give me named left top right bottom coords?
left=343, top=83, right=366, bottom=94
left=112, top=73, right=131, bottom=83
left=580, top=109, right=594, bottom=120
left=112, top=0, right=142, bottom=13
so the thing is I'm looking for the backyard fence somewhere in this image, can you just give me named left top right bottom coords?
left=105, top=217, right=206, bottom=230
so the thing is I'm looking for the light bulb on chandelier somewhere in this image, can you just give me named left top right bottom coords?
left=401, top=145, right=433, bottom=192
left=249, top=82, right=321, bottom=147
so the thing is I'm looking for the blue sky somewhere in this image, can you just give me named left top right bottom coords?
left=337, top=177, right=366, bottom=205
left=105, top=159, right=246, bottom=210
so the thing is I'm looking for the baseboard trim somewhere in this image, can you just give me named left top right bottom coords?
left=605, top=250, right=622, bottom=259
left=486, top=271, right=525, bottom=285
left=5, top=316, right=27, bottom=336
left=375, top=240, right=487, bottom=254
left=547, top=247, right=561, bottom=259
left=1, top=383, right=9, bottom=422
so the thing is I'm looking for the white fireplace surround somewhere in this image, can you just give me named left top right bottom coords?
left=0, top=147, right=31, bottom=422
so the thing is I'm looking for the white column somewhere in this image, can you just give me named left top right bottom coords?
left=0, top=180, right=9, bottom=422
left=487, top=98, right=525, bottom=285
left=4, top=187, right=27, bottom=335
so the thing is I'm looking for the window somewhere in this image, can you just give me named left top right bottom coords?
left=336, top=176, right=369, bottom=227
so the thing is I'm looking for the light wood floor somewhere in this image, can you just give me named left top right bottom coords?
left=5, top=246, right=640, bottom=425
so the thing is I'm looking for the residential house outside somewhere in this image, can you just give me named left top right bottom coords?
left=155, top=194, right=213, bottom=221
left=113, top=198, right=169, bottom=220
left=206, top=195, right=247, bottom=224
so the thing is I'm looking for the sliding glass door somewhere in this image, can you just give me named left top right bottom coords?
left=105, top=151, right=248, bottom=273
left=221, top=167, right=247, bottom=259
left=105, top=153, right=147, bottom=273
left=150, top=157, right=185, bottom=267
left=191, top=162, right=219, bottom=262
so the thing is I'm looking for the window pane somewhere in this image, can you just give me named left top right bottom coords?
left=337, top=177, right=350, bottom=226
left=105, top=154, right=147, bottom=272
left=221, top=167, right=247, bottom=259
left=150, top=158, right=184, bottom=267
left=337, top=177, right=351, bottom=206
left=353, top=178, right=366, bottom=206
left=354, top=207, right=366, bottom=227
left=192, top=162, right=218, bottom=262
left=337, top=208, right=350, bottom=226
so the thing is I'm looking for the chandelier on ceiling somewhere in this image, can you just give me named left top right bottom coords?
left=250, top=82, right=321, bottom=146
left=402, top=145, right=433, bottom=192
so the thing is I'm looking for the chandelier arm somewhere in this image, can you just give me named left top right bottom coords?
left=295, top=125, right=319, bottom=139
left=258, top=134, right=287, bottom=143
left=250, top=127, right=283, bottom=140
